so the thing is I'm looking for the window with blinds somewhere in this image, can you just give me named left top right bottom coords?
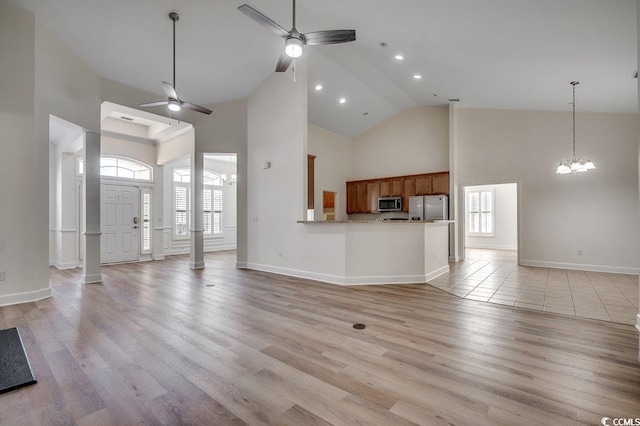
left=141, top=190, right=152, bottom=254
left=468, top=190, right=494, bottom=235
left=175, top=184, right=190, bottom=237
left=174, top=168, right=224, bottom=239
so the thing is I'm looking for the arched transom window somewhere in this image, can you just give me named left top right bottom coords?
left=77, top=155, right=153, bottom=182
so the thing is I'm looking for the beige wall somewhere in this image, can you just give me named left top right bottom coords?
left=351, top=106, right=449, bottom=180
left=308, top=124, right=352, bottom=221
left=458, top=108, right=638, bottom=273
left=0, top=2, right=40, bottom=304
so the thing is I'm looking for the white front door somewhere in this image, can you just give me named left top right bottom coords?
left=101, top=184, right=139, bottom=263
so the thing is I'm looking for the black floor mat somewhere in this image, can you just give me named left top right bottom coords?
left=0, top=328, right=37, bottom=394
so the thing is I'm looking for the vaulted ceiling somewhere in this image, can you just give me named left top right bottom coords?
left=10, top=0, right=637, bottom=138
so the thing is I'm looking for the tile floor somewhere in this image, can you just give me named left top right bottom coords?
left=428, top=249, right=639, bottom=325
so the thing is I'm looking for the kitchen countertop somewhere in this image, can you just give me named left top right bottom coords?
left=297, top=220, right=454, bottom=224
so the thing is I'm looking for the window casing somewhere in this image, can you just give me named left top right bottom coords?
left=173, top=168, right=224, bottom=239
left=468, top=189, right=494, bottom=236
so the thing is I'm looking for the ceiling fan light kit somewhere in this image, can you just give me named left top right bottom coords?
left=285, top=37, right=304, bottom=58
left=138, top=12, right=212, bottom=115
left=238, top=0, right=356, bottom=72
left=556, top=81, right=595, bottom=175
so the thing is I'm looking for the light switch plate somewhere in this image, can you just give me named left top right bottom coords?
left=0, top=271, right=5, bottom=281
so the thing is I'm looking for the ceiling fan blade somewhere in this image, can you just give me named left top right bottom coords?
left=275, top=50, right=293, bottom=73
left=303, top=30, right=356, bottom=46
left=161, top=81, right=179, bottom=99
left=139, top=101, right=169, bottom=107
left=182, top=101, right=213, bottom=115
left=238, top=4, right=290, bottom=38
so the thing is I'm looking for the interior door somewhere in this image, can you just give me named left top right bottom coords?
left=101, top=184, right=139, bottom=263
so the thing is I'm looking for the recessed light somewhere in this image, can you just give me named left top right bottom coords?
left=379, top=42, right=388, bottom=48
left=413, top=74, right=422, bottom=80
left=395, top=54, right=404, bottom=60
left=339, top=98, right=346, bottom=104
left=315, top=84, right=323, bottom=91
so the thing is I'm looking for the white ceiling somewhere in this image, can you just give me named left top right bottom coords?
left=11, top=0, right=637, bottom=138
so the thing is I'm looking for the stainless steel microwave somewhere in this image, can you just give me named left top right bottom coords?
left=378, top=197, right=402, bottom=212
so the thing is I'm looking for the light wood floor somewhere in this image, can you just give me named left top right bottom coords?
left=429, top=249, right=639, bottom=325
left=1, top=251, right=639, bottom=425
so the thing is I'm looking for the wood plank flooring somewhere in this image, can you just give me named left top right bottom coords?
left=1, top=251, right=639, bottom=425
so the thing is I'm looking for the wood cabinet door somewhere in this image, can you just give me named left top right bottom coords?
left=366, top=181, right=380, bottom=213
left=356, top=181, right=368, bottom=213
left=403, top=177, right=415, bottom=212
left=390, top=177, right=404, bottom=196
left=432, top=173, right=449, bottom=195
left=414, top=175, right=432, bottom=195
left=346, top=182, right=358, bottom=213
left=379, top=179, right=391, bottom=197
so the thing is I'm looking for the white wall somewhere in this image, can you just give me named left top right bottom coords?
left=458, top=108, right=638, bottom=273
left=247, top=60, right=308, bottom=270
left=308, top=124, right=352, bottom=221
left=465, top=183, right=518, bottom=250
left=350, top=106, right=449, bottom=180
left=0, top=2, right=39, bottom=305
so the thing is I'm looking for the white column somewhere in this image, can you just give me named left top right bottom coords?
left=82, top=131, right=102, bottom=284
left=152, top=165, right=165, bottom=261
left=190, top=152, right=204, bottom=269
left=448, top=101, right=462, bottom=262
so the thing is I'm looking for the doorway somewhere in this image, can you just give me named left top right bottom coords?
left=463, top=183, right=518, bottom=261
left=322, top=191, right=336, bottom=221
left=101, top=184, right=140, bottom=263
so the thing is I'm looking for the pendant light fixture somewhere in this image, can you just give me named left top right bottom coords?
left=556, top=81, right=595, bottom=174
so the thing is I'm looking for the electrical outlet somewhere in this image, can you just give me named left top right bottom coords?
left=577, top=249, right=582, bottom=256
left=277, top=252, right=283, bottom=258
left=0, top=271, right=5, bottom=281
left=252, top=216, right=258, bottom=222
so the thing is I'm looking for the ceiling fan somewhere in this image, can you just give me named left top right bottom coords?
left=139, top=12, right=212, bottom=115
left=238, top=0, right=356, bottom=72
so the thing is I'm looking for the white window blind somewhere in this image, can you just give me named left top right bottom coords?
left=173, top=169, right=224, bottom=239
left=141, top=190, right=152, bottom=253
left=468, top=190, right=494, bottom=236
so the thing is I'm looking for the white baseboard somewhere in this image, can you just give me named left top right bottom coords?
left=465, top=243, right=517, bottom=250
left=236, top=262, right=248, bottom=269
left=519, top=259, right=639, bottom=275
left=0, top=287, right=52, bottom=307
left=425, top=265, right=450, bottom=282
left=152, top=255, right=166, bottom=261
left=54, top=261, right=78, bottom=270
left=449, top=255, right=460, bottom=262
left=82, top=274, right=103, bottom=284
left=190, top=262, right=205, bottom=270
left=246, top=262, right=446, bottom=286
left=636, top=314, right=640, bottom=333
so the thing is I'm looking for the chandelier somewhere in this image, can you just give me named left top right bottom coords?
left=556, top=81, right=595, bottom=174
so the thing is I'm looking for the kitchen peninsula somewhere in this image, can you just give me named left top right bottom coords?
left=296, top=220, right=452, bottom=285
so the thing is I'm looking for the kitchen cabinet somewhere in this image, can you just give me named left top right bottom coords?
left=367, top=180, right=380, bottom=213
left=390, top=177, right=404, bottom=196
left=432, top=172, right=449, bottom=195
left=379, top=179, right=391, bottom=197
left=403, top=176, right=415, bottom=212
left=323, top=191, right=335, bottom=208
left=347, top=181, right=371, bottom=213
left=347, top=171, right=449, bottom=214
left=414, top=175, right=432, bottom=195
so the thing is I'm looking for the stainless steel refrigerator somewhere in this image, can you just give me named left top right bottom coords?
left=409, top=195, right=448, bottom=221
